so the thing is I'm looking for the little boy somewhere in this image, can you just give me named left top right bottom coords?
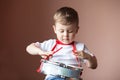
left=26, top=7, right=97, bottom=80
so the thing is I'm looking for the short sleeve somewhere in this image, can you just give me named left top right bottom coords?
left=75, top=42, right=94, bottom=56
left=83, top=45, right=94, bottom=56
left=75, top=42, right=94, bottom=64
left=35, top=39, right=56, bottom=51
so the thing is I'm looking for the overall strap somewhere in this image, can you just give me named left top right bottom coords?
left=72, top=42, right=80, bottom=67
left=72, top=42, right=82, bottom=75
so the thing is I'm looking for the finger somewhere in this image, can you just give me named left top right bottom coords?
left=72, top=50, right=77, bottom=53
left=40, top=53, right=48, bottom=56
left=41, top=55, right=47, bottom=58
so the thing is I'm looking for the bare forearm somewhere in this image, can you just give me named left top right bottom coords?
left=85, top=54, right=98, bottom=69
left=26, top=43, right=44, bottom=55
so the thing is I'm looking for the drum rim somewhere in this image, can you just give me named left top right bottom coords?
left=41, top=59, right=83, bottom=70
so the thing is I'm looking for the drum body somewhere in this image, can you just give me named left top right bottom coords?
left=40, top=59, right=83, bottom=79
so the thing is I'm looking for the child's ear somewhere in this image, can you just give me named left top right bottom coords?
left=53, top=25, right=56, bottom=33
left=76, top=26, right=79, bottom=33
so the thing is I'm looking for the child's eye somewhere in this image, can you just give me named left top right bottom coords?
left=68, top=30, right=73, bottom=33
left=59, top=30, right=64, bottom=33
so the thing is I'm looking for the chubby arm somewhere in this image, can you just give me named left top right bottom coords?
left=26, top=42, right=53, bottom=57
left=74, top=51, right=97, bottom=69
left=82, top=52, right=97, bottom=69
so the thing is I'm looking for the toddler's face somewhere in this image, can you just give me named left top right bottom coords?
left=53, top=22, right=79, bottom=44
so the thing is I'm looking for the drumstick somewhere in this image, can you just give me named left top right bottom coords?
left=45, top=47, right=63, bottom=60
left=52, top=47, right=63, bottom=54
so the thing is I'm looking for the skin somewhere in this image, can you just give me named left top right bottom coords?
left=53, top=22, right=79, bottom=44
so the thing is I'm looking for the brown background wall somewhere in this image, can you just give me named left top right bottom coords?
left=0, top=0, right=120, bottom=80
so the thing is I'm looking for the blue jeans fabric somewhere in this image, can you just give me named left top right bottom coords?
left=44, top=75, right=82, bottom=80
left=45, top=75, right=65, bottom=80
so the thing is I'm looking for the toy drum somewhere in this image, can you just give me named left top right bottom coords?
left=40, top=59, right=83, bottom=78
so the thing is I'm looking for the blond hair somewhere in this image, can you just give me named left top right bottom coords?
left=53, top=7, right=79, bottom=26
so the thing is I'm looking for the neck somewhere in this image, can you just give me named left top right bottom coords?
left=56, top=40, right=74, bottom=45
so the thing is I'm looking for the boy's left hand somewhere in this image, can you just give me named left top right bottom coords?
left=73, top=50, right=89, bottom=59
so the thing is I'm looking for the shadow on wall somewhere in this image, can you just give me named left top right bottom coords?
left=0, top=0, right=120, bottom=80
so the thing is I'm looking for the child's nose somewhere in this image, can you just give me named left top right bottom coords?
left=63, top=31, right=68, bottom=36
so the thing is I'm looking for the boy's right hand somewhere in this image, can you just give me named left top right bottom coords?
left=34, top=42, right=54, bottom=57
